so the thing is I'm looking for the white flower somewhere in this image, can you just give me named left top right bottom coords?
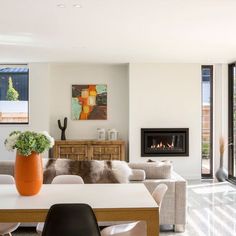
left=4, top=133, right=20, bottom=151
left=48, top=136, right=55, bottom=148
left=5, top=141, right=14, bottom=152
left=40, top=131, right=55, bottom=148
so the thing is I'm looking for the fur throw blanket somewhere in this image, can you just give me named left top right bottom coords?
left=43, top=159, right=132, bottom=184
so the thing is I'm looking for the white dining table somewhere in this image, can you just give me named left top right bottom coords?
left=0, top=183, right=159, bottom=236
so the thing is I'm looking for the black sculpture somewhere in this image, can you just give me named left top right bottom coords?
left=58, top=117, right=68, bottom=140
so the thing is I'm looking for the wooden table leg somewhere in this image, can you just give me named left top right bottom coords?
left=146, top=210, right=159, bottom=236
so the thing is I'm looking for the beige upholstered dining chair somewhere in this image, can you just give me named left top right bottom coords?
left=50, top=175, right=84, bottom=184
left=100, top=183, right=168, bottom=236
left=0, top=175, right=20, bottom=236
left=36, top=175, right=84, bottom=235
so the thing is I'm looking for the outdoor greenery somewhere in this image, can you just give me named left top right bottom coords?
left=202, top=142, right=210, bottom=159
left=6, top=77, right=19, bottom=101
left=4, top=131, right=54, bottom=156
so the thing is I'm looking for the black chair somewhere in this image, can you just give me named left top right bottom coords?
left=42, top=204, right=101, bottom=236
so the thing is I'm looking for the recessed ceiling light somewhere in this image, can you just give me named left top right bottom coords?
left=73, top=4, right=82, bottom=8
left=57, top=4, right=65, bottom=8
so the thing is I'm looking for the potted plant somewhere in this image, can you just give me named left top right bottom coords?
left=215, top=137, right=228, bottom=182
left=5, top=131, right=54, bottom=196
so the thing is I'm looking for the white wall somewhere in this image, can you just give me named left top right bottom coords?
left=0, top=61, right=228, bottom=181
left=0, top=63, right=129, bottom=160
left=129, top=63, right=201, bottom=179
left=0, top=63, right=50, bottom=160
left=0, top=63, right=129, bottom=159
left=49, top=64, right=129, bottom=143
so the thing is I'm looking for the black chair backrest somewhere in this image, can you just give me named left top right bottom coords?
left=42, top=203, right=101, bottom=236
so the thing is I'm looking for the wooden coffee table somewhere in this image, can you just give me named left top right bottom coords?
left=0, top=183, right=159, bottom=236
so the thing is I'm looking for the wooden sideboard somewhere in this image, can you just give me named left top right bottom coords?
left=52, top=140, right=126, bottom=161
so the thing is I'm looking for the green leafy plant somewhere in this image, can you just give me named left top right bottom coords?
left=202, top=142, right=210, bottom=159
left=4, top=131, right=54, bottom=156
left=6, top=77, right=19, bottom=101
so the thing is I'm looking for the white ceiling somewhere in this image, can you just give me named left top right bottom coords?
left=1, top=0, right=236, bottom=63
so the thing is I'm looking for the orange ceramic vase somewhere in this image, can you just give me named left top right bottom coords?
left=15, top=152, right=43, bottom=196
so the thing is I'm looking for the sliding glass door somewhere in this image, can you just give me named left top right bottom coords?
left=201, top=65, right=213, bottom=178
left=228, top=63, right=236, bottom=181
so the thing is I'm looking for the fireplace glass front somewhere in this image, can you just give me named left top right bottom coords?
left=141, top=128, right=189, bottom=157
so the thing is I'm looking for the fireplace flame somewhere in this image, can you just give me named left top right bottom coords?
left=151, top=141, right=174, bottom=149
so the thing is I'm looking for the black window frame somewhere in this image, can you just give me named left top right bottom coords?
left=0, top=64, right=29, bottom=125
left=228, top=63, right=236, bottom=182
left=201, top=65, right=214, bottom=179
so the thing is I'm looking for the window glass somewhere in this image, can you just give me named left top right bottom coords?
left=0, top=65, right=29, bottom=124
left=201, top=66, right=213, bottom=177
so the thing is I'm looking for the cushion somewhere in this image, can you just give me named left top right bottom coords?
left=128, top=162, right=172, bottom=179
left=129, top=169, right=146, bottom=181
left=0, top=161, right=14, bottom=176
left=43, top=159, right=132, bottom=184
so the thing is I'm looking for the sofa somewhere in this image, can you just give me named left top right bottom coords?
left=0, top=159, right=186, bottom=232
left=128, top=162, right=186, bottom=232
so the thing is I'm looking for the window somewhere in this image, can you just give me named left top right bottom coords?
left=0, top=65, right=29, bottom=124
left=228, top=63, right=236, bottom=181
left=201, top=65, right=213, bottom=178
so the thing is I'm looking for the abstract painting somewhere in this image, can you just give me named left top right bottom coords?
left=72, top=84, right=107, bottom=120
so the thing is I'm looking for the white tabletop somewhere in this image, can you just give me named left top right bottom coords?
left=0, top=184, right=158, bottom=210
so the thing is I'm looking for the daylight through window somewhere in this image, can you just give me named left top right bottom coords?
left=0, top=65, right=29, bottom=124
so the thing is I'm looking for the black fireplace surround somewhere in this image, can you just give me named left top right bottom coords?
left=141, top=128, right=189, bottom=157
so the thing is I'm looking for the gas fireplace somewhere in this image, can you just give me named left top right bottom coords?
left=141, top=128, right=189, bottom=157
